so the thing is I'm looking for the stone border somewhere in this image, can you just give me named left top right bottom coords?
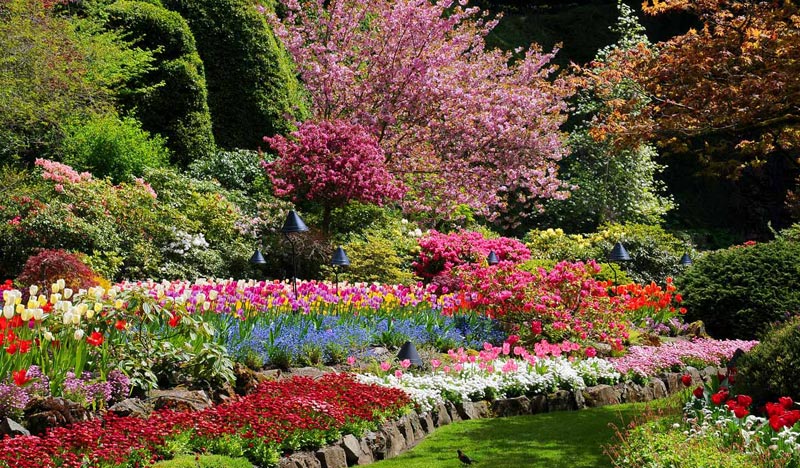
left=278, top=366, right=721, bottom=468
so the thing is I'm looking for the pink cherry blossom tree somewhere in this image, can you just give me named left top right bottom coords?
left=266, top=0, right=573, bottom=222
left=263, top=119, right=405, bottom=230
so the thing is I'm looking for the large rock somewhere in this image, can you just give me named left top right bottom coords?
left=529, top=395, right=548, bottom=414
left=547, top=390, right=575, bottom=412
left=150, top=388, right=212, bottom=412
left=108, top=398, right=153, bottom=418
left=433, top=402, right=452, bottom=427
left=289, top=367, right=335, bottom=380
left=582, top=385, right=621, bottom=408
left=340, top=434, right=374, bottom=465
left=24, top=397, right=92, bottom=435
left=624, top=383, right=646, bottom=403
left=456, top=400, right=491, bottom=420
left=279, top=452, right=322, bottom=468
left=491, top=396, right=531, bottom=417
left=660, top=373, right=682, bottom=394
left=0, top=418, right=29, bottom=437
left=445, top=401, right=462, bottom=422
left=379, top=421, right=407, bottom=459
left=364, top=431, right=386, bottom=460
left=418, top=412, right=435, bottom=434
left=647, top=378, right=668, bottom=400
left=315, top=446, right=347, bottom=468
left=233, top=363, right=261, bottom=395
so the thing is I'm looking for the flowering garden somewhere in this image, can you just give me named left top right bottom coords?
left=2, top=0, right=800, bottom=467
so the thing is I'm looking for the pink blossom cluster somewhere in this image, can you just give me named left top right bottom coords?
left=266, top=0, right=573, bottom=219
left=413, top=229, right=531, bottom=280
left=263, top=120, right=405, bottom=209
left=454, top=260, right=629, bottom=350
left=610, top=338, right=759, bottom=377
left=35, top=159, right=92, bottom=185
left=133, top=178, right=157, bottom=199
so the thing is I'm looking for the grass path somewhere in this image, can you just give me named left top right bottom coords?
left=369, top=398, right=680, bottom=468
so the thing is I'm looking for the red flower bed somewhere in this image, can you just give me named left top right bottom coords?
left=0, top=374, right=411, bottom=468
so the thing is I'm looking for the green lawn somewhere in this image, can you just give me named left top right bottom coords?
left=370, top=398, right=680, bottom=468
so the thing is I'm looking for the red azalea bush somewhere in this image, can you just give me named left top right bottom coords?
left=413, top=230, right=531, bottom=283
left=0, top=374, right=411, bottom=468
left=16, top=249, right=99, bottom=292
left=453, top=260, right=629, bottom=352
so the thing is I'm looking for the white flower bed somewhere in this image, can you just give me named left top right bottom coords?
left=356, top=357, right=621, bottom=412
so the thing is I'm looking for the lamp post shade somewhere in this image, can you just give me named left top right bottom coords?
left=608, top=242, right=631, bottom=262
left=331, top=246, right=351, bottom=267
left=397, top=341, right=423, bottom=367
left=487, top=250, right=499, bottom=265
left=680, top=252, right=693, bottom=266
left=281, top=210, right=309, bottom=234
left=248, top=248, right=266, bottom=265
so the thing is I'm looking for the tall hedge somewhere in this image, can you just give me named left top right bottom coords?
left=105, top=0, right=215, bottom=165
left=679, top=239, right=800, bottom=340
left=162, top=0, right=308, bottom=150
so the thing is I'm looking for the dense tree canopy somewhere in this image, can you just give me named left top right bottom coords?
left=268, top=0, right=574, bottom=221
left=583, top=0, right=799, bottom=174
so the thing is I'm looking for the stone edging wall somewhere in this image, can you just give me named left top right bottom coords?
left=279, top=366, right=720, bottom=468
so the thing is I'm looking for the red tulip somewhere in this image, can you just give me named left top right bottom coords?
left=681, top=374, right=692, bottom=387
left=693, top=386, right=704, bottom=399
left=12, top=368, right=29, bottom=386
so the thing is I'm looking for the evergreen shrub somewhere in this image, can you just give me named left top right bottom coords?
left=162, top=0, right=308, bottom=149
left=737, top=316, right=800, bottom=404
left=105, top=0, right=215, bottom=164
left=679, top=239, right=800, bottom=340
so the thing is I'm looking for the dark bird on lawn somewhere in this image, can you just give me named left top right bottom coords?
left=457, top=449, right=474, bottom=465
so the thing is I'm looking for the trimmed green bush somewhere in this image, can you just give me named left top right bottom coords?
left=62, top=114, right=170, bottom=183
left=162, top=0, right=308, bottom=150
left=105, top=0, right=215, bottom=165
left=736, top=316, right=800, bottom=404
left=679, top=239, right=800, bottom=340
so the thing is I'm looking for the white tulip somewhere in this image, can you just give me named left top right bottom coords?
left=29, top=285, right=38, bottom=297
left=63, top=288, right=73, bottom=299
left=3, top=305, right=14, bottom=319
left=73, top=329, right=84, bottom=340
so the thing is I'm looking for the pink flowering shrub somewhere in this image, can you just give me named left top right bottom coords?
left=453, top=260, right=629, bottom=351
left=263, top=120, right=405, bottom=229
left=413, top=230, right=531, bottom=282
left=610, top=338, right=759, bottom=378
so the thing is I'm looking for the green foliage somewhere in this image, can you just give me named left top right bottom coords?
left=523, top=223, right=689, bottom=284
left=62, top=113, right=170, bottom=183
left=189, top=149, right=271, bottom=201
left=608, top=416, right=757, bottom=468
left=737, top=317, right=800, bottom=404
left=680, top=239, right=800, bottom=340
left=105, top=0, right=215, bottom=165
left=592, top=223, right=689, bottom=284
left=0, top=0, right=153, bottom=162
left=162, top=0, right=308, bottom=150
left=323, top=205, right=421, bottom=285
left=0, top=162, right=254, bottom=281
left=544, top=137, right=674, bottom=233
left=151, top=454, right=253, bottom=468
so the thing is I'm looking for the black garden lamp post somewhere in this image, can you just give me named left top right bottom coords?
left=679, top=252, right=693, bottom=267
left=487, top=250, right=499, bottom=266
left=281, top=210, right=309, bottom=297
left=397, top=340, right=423, bottom=367
left=330, top=246, right=350, bottom=296
left=608, top=241, right=631, bottom=285
left=248, top=246, right=267, bottom=280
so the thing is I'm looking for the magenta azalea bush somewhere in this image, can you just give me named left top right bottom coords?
left=452, top=260, right=630, bottom=353
left=413, top=230, right=531, bottom=281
